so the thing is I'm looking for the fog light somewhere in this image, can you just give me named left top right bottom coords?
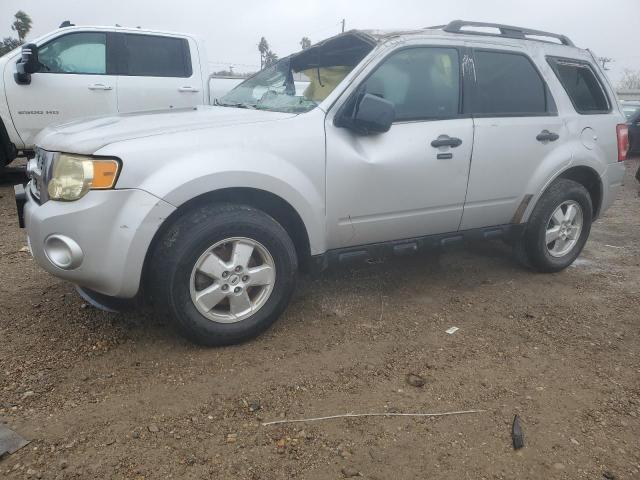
left=44, top=234, right=83, bottom=270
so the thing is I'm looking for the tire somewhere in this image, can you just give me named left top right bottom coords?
left=515, top=179, right=593, bottom=273
left=148, top=203, right=298, bottom=346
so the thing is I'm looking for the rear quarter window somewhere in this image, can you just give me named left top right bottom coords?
left=547, top=57, right=610, bottom=114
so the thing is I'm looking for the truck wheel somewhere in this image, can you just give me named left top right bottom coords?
left=515, top=179, right=592, bottom=273
left=148, top=204, right=298, bottom=346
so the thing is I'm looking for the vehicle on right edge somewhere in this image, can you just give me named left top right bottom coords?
left=17, top=21, right=629, bottom=346
left=622, top=101, right=640, bottom=157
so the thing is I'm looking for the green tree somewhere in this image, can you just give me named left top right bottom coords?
left=11, top=10, right=32, bottom=43
left=0, top=37, right=21, bottom=57
left=300, top=37, right=311, bottom=50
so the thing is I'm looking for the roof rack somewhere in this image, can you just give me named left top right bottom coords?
left=438, top=20, right=575, bottom=47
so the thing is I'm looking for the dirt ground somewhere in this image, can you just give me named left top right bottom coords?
left=1, top=159, right=639, bottom=480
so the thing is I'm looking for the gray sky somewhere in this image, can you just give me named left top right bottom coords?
left=2, top=0, right=638, bottom=84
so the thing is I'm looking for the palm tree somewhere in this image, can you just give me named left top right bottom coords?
left=11, top=11, right=32, bottom=43
left=300, top=37, right=311, bottom=50
left=264, top=51, right=278, bottom=67
left=258, top=37, right=270, bottom=69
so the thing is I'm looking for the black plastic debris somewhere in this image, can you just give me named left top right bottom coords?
left=512, top=415, right=524, bottom=450
left=0, top=424, right=30, bottom=459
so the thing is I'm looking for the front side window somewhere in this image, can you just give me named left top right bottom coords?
left=472, top=50, right=550, bottom=116
left=548, top=58, right=610, bottom=114
left=124, top=34, right=192, bottom=77
left=39, top=32, right=106, bottom=74
left=361, top=47, right=460, bottom=121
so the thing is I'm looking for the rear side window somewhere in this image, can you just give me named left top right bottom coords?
left=548, top=58, right=610, bottom=114
left=124, top=34, right=192, bottom=77
left=472, top=50, right=551, bottom=116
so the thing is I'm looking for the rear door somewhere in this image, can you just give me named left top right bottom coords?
left=4, top=31, right=117, bottom=148
left=115, top=33, right=204, bottom=112
left=461, top=48, right=565, bottom=230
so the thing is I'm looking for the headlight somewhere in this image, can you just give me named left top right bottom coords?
left=47, top=153, right=120, bottom=201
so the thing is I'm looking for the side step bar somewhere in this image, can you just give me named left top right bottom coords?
left=309, top=223, right=525, bottom=272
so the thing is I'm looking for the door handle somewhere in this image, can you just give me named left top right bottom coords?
left=88, top=83, right=113, bottom=91
left=431, top=135, right=463, bottom=148
left=536, top=130, right=560, bottom=142
left=178, top=86, right=200, bottom=93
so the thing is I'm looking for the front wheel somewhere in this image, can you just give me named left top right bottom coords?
left=148, top=204, right=298, bottom=346
left=515, top=179, right=593, bottom=273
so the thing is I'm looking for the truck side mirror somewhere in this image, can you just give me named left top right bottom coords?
left=14, top=43, right=40, bottom=85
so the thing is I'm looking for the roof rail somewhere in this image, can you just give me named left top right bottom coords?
left=439, top=20, right=575, bottom=47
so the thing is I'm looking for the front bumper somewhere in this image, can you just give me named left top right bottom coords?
left=23, top=185, right=175, bottom=298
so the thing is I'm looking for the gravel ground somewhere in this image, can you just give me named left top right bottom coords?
left=1, top=159, right=639, bottom=480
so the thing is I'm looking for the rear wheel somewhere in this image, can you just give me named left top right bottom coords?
left=148, top=204, right=298, bottom=346
left=515, top=179, right=592, bottom=272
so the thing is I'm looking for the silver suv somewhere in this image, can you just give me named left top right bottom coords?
left=14, top=21, right=629, bottom=345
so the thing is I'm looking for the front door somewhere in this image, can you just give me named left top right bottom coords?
left=325, top=46, right=473, bottom=248
left=116, top=33, right=204, bottom=113
left=5, top=31, right=117, bottom=148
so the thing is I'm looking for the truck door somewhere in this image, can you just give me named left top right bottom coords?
left=115, top=33, right=205, bottom=113
left=4, top=31, right=117, bottom=149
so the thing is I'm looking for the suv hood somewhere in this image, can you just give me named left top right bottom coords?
left=34, top=106, right=297, bottom=154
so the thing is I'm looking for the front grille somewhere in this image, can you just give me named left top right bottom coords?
left=30, top=149, right=54, bottom=203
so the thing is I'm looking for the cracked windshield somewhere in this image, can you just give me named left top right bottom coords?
left=218, top=58, right=352, bottom=113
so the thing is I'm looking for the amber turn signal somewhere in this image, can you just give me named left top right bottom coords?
left=91, top=159, right=119, bottom=189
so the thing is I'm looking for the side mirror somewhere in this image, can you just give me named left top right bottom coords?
left=339, top=93, right=395, bottom=134
left=14, top=43, right=40, bottom=85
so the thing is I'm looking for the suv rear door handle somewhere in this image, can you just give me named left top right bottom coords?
left=178, top=86, right=200, bottom=93
left=88, top=83, right=113, bottom=91
left=431, top=135, right=463, bottom=148
left=536, top=130, right=560, bottom=142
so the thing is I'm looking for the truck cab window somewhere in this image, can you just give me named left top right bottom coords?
left=38, top=32, right=107, bottom=74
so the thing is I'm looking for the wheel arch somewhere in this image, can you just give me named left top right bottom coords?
left=141, top=187, right=313, bottom=295
left=556, top=165, right=603, bottom=219
left=522, top=164, right=604, bottom=223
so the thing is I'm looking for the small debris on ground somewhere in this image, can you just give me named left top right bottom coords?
left=405, top=373, right=426, bottom=388
left=602, top=471, right=616, bottom=480
left=511, top=415, right=524, bottom=450
left=446, top=326, right=459, bottom=335
left=0, top=424, right=30, bottom=458
left=147, top=424, right=159, bottom=433
left=341, top=466, right=361, bottom=477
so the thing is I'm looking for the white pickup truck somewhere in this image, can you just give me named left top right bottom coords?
left=0, top=25, right=244, bottom=167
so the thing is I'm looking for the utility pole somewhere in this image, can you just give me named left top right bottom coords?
left=341, top=19, right=346, bottom=33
